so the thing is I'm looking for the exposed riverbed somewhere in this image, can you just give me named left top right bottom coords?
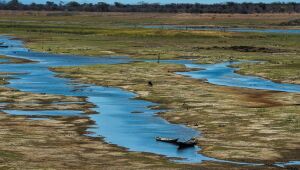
left=0, top=36, right=209, bottom=163
left=0, top=35, right=299, bottom=167
left=143, top=25, right=300, bottom=34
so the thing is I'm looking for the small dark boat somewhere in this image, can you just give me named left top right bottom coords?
left=177, top=138, right=197, bottom=148
left=0, top=45, right=9, bottom=48
left=156, top=137, right=197, bottom=149
left=156, top=137, right=178, bottom=144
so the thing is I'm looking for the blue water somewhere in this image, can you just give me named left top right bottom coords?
left=145, top=59, right=300, bottom=93
left=30, top=118, right=50, bottom=121
left=0, top=58, right=8, bottom=63
left=179, top=62, right=300, bottom=93
left=275, top=161, right=300, bottom=167
left=143, top=25, right=300, bottom=34
left=0, top=35, right=299, bottom=166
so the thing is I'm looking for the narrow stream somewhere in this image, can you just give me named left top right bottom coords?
left=145, top=60, right=300, bottom=93
left=180, top=61, right=300, bottom=93
left=142, top=25, right=300, bottom=34
left=0, top=58, right=8, bottom=63
left=0, top=36, right=299, bottom=166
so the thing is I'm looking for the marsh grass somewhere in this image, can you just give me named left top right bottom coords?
left=0, top=150, right=22, bottom=161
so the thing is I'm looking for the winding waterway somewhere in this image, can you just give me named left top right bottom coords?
left=0, top=36, right=209, bottom=163
left=0, top=36, right=299, bottom=166
left=180, top=61, right=300, bottom=93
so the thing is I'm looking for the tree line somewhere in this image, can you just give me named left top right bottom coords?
left=0, top=0, right=300, bottom=13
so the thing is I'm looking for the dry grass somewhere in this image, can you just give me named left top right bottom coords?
left=0, top=11, right=299, bottom=26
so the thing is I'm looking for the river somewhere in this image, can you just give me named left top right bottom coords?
left=0, top=35, right=299, bottom=167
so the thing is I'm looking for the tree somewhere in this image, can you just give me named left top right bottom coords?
left=96, top=2, right=109, bottom=12
left=0, top=1, right=299, bottom=13
left=45, top=1, right=57, bottom=10
left=66, top=1, right=80, bottom=11
left=6, top=0, right=21, bottom=10
left=114, top=2, right=124, bottom=8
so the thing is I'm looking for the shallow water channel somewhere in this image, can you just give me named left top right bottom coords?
left=0, top=36, right=299, bottom=166
left=181, top=61, right=300, bottom=93
left=0, top=58, right=8, bottom=63
left=143, top=25, right=300, bottom=34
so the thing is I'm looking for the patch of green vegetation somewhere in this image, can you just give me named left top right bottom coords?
left=0, top=150, right=22, bottom=160
left=235, top=60, right=300, bottom=84
left=279, top=114, right=300, bottom=132
left=279, top=18, right=300, bottom=26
